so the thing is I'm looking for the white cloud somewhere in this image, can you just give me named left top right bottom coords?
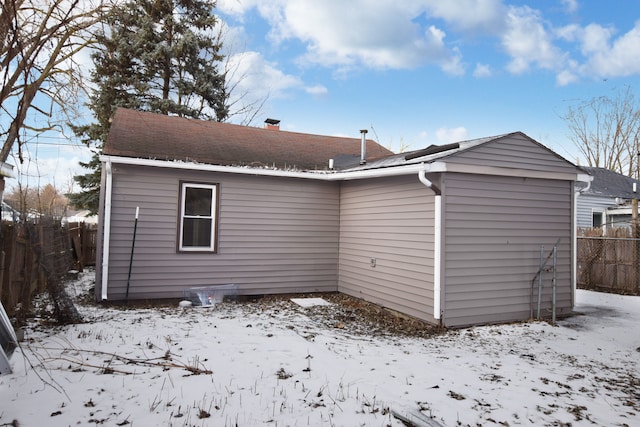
left=561, top=0, right=579, bottom=14
left=556, top=68, right=579, bottom=86
left=226, top=51, right=303, bottom=111
left=580, top=23, right=614, bottom=55
left=502, top=6, right=566, bottom=74
left=555, top=24, right=580, bottom=42
left=584, top=21, right=640, bottom=78
left=422, top=0, right=506, bottom=33
left=552, top=20, right=640, bottom=81
left=435, top=127, right=468, bottom=143
left=217, top=0, right=263, bottom=17
left=249, top=1, right=469, bottom=73
left=219, top=1, right=640, bottom=85
left=440, top=49, right=465, bottom=76
left=473, top=63, right=492, bottom=78
left=305, top=85, right=328, bottom=96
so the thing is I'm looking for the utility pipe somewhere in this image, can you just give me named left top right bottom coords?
left=360, top=129, right=368, bottom=164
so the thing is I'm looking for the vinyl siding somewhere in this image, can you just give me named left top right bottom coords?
left=576, top=194, right=617, bottom=229
left=338, top=175, right=436, bottom=322
left=447, top=133, right=578, bottom=174
left=442, top=173, right=573, bottom=327
left=98, top=164, right=340, bottom=300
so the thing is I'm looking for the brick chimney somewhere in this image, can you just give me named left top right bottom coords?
left=265, top=118, right=280, bottom=130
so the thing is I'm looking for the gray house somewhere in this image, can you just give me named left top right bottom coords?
left=576, top=166, right=640, bottom=230
left=96, top=108, right=589, bottom=327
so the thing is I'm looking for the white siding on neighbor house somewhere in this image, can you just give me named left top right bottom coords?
left=98, top=164, right=340, bottom=300
left=441, top=173, right=573, bottom=327
left=576, top=194, right=618, bottom=229
left=447, top=133, right=579, bottom=174
left=338, top=175, right=436, bottom=322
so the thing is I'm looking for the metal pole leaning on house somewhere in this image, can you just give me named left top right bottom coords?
left=537, top=245, right=544, bottom=319
left=552, top=245, right=557, bottom=325
left=125, top=207, right=139, bottom=304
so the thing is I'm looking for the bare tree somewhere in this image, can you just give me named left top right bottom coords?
left=563, top=86, right=640, bottom=176
left=215, top=23, right=268, bottom=126
left=0, top=0, right=108, bottom=167
left=4, top=182, right=69, bottom=220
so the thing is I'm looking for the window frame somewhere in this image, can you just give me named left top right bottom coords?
left=178, top=181, right=219, bottom=253
left=591, top=209, right=604, bottom=228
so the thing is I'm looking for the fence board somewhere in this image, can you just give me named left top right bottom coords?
left=0, top=220, right=97, bottom=324
left=577, top=236, right=640, bottom=294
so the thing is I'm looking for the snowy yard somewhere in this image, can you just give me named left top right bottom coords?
left=1, top=270, right=639, bottom=427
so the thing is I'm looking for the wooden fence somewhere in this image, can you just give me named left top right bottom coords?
left=0, top=220, right=97, bottom=324
left=577, top=235, right=640, bottom=294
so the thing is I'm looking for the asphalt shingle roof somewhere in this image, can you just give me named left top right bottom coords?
left=581, top=166, right=640, bottom=199
left=104, top=108, right=393, bottom=171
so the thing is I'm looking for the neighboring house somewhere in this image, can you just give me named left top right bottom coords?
left=63, top=209, right=98, bottom=225
left=1, top=201, right=19, bottom=222
left=96, top=108, right=588, bottom=327
left=576, top=166, right=640, bottom=230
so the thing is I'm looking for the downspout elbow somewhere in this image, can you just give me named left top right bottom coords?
left=418, top=168, right=441, bottom=195
left=576, top=173, right=592, bottom=194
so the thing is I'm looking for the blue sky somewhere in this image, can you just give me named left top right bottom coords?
left=10, top=0, right=640, bottom=191
left=216, top=0, right=640, bottom=161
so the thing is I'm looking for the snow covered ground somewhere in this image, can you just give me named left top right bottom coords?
left=1, top=270, right=639, bottom=427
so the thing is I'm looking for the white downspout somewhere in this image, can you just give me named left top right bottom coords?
left=101, top=160, right=113, bottom=300
left=418, top=168, right=442, bottom=321
left=573, top=174, right=592, bottom=306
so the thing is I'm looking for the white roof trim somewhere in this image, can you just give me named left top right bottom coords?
left=100, top=155, right=584, bottom=182
left=100, top=155, right=441, bottom=181
left=0, top=162, right=14, bottom=179
left=442, top=162, right=583, bottom=182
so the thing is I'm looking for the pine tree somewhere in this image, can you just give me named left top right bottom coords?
left=70, top=0, right=228, bottom=212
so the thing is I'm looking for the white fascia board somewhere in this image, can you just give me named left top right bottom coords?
left=577, top=173, right=593, bottom=183
left=334, top=161, right=447, bottom=180
left=442, top=162, right=584, bottom=181
left=0, top=162, right=14, bottom=179
left=99, top=155, right=445, bottom=181
left=100, top=155, right=584, bottom=182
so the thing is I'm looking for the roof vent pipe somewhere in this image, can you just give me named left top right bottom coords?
left=360, top=129, right=368, bottom=164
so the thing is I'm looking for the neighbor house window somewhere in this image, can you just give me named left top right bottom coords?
left=592, top=211, right=603, bottom=228
left=179, top=182, right=218, bottom=252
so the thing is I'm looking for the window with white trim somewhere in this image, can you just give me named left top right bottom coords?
left=592, top=210, right=604, bottom=228
left=179, top=182, right=218, bottom=252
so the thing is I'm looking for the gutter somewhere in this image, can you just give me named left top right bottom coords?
left=101, top=160, right=113, bottom=300
left=100, top=155, right=448, bottom=181
left=100, top=155, right=584, bottom=183
left=418, top=170, right=442, bottom=321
